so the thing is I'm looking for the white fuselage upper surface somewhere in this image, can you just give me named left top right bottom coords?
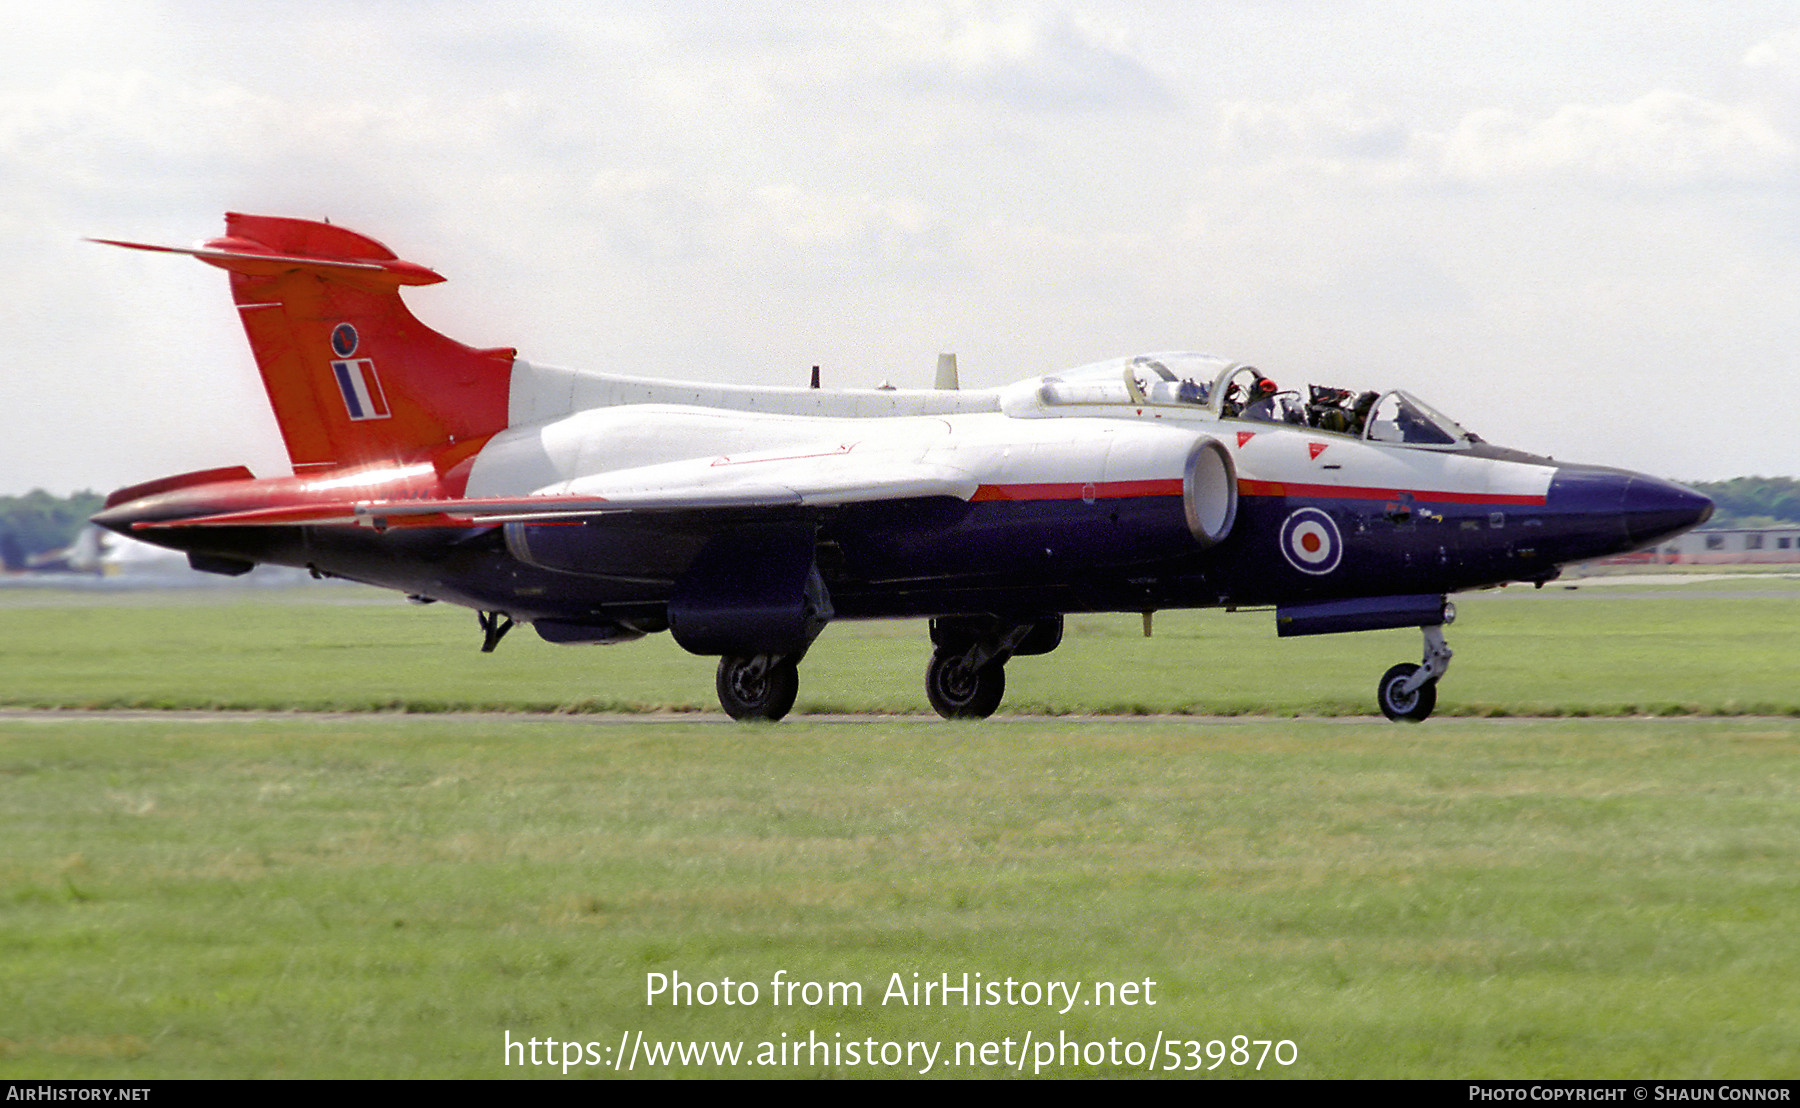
left=468, top=355, right=1555, bottom=511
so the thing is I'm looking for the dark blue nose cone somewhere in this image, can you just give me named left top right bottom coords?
left=1620, top=474, right=1714, bottom=546
left=1548, top=466, right=1714, bottom=557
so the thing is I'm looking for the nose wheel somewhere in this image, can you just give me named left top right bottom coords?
left=1377, top=624, right=1452, bottom=722
left=1378, top=663, right=1437, bottom=721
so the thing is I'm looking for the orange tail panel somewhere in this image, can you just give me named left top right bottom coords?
left=106, top=214, right=515, bottom=473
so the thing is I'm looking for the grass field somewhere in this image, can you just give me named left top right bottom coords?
left=1, top=578, right=1797, bottom=1078
left=2, top=573, right=1798, bottom=717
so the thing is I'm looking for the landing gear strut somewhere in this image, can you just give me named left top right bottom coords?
left=1377, top=623, right=1453, bottom=722
left=716, top=655, right=800, bottom=722
left=477, top=611, right=515, bottom=653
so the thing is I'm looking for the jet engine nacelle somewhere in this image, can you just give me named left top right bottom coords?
left=1182, top=436, right=1237, bottom=547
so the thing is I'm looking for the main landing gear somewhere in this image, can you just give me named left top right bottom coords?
left=1377, top=624, right=1453, bottom=722
left=926, top=649, right=1008, bottom=719
left=708, top=615, right=1059, bottom=722
left=924, top=615, right=1062, bottom=720
left=716, top=655, right=801, bottom=722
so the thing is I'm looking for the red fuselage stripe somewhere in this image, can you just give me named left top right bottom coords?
left=970, top=478, right=1548, bottom=506
left=971, top=479, right=1183, bottom=502
left=1236, top=479, right=1547, bottom=506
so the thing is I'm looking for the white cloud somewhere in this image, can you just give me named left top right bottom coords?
left=1741, top=24, right=1800, bottom=141
left=1438, top=90, right=1796, bottom=187
left=879, top=2, right=1175, bottom=112
left=0, top=68, right=575, bottom=225
left=1743, top=26, right=1800, bottom=72
left=1210, top=85, right=1796, bottom=192
left=747, top=185, right=936, bottom=247
left=1219, top=94, right=1410, bottom=163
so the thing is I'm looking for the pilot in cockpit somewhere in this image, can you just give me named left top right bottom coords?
left=1350, top=390, right=1378, bottom=435
left=1242, top=377, right=1282, bottom=421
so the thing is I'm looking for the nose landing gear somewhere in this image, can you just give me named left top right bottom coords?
left=1377, top=624, right=1453, bottom=722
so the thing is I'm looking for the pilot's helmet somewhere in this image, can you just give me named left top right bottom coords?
left=1252, top=377, right=1278, bottom=399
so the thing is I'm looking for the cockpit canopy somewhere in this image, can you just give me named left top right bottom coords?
left=1359, top=391, right=1475, bottom=447
left=1006, top=353, right=1480, bottom=450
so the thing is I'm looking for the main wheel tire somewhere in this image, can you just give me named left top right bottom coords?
left=716, top=655, right=799, bottom=721
left=926, top=650, right=1006, bottom=719
left=1377, top=662, right=1437, bottom=722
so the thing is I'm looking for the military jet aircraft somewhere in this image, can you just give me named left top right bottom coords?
left=92, top=214, right=1713, bottom=721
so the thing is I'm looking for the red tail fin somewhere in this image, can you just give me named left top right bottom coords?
left=100, top=214, right=514, bottom=472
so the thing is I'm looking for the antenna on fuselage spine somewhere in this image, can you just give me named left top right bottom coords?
left=936, top=353, right=959, bottom=390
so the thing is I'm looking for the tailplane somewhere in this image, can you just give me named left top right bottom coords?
left=96, top=213, right=515, bottom=473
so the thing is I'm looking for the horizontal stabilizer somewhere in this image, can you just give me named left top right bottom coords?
left=90, top=237, right=444, bottom=288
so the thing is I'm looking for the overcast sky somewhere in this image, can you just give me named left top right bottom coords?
left=4, top=1, right=1797, bottom=494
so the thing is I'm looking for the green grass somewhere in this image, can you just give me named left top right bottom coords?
left=2, top=715, right=1796, bottom=1078
left=1, top=575, right=1797, bottom=717
left=1, top=579, right=1796, bottom=1077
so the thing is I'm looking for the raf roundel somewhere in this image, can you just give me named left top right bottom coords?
left=330, top=322, right=359, bottom=358
left=1279, top=507, right=1343, bottom=575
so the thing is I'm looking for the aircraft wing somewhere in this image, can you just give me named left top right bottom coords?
left=133, top=450, right=981, bottom=530
left=471, top=447, right=980, bottom=520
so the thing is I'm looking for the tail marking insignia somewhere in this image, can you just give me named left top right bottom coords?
left=331, top=359, right=391, bottom=421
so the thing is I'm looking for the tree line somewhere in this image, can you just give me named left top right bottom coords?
left=0, top=490, right=105, bottom=570
left=1686, top=477, right=1800, bottom=529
